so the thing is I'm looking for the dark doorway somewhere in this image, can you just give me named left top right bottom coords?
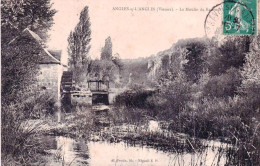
left=92, top=94, right=109, bottom=105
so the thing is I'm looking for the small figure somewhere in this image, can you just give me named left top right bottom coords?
left=229, top=0, right=250, bottom=32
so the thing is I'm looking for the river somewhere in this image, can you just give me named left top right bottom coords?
left=42, top=121, right=229, bottom=166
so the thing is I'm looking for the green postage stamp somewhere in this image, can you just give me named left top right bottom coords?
left=223, top=0, right=257, bottom=35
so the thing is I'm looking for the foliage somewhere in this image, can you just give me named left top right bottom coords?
left=23, top=91, right=58, bottom=119
left=1, top=0, right=56, bottom=43
left=1, top=0, right=57, bottom=103
left=203, top=67, right=241, bottom=98
left=115, top=35, right=259, bottom=165
left=206, top=36, right=251, bottom=76
left=101, top=36, right=112, bottom=60
left=67, top=6, right=91, bottom=81
left=109, top=107, right=148, bottom=125
left=157, top=47, right=188, bottom=85
left=1, top=37, right=41, bottom=104
left=241, top=50, right=260, bottom=86
left=114, top=86, right=155, bottom=109
left=170, top=96, right=260, bottom=165
left=1, top=0, right=56, bottom=164
left=64, top=105, right=95, bottom=138
left=159, top=73, right=192, bottom=117
left=88, top=59, right=120, bottom=85
left=1, top=92, right=57, bottom=165
left=173, top=38, right=208, bottom=82
left=112, top=53, right=124, bottom=72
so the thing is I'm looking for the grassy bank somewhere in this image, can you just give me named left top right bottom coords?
left=1, top=92, right=58, bottom=165
left=111, top=87, right=260, bottom=166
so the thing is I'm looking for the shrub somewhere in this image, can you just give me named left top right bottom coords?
left=114, top=87, right=155, bottom=109
left=1, top=92, right=58, bottom=165
left=22, top=91, right=58, bottom=119
left=109, top=106, right=147, bottom=125
left=159, top=74, right=192, bottom=118
left=1, top=104, right=46, bottom=165
left=171, top=97, right=256, bottom=138
left=203, top=67, right=241, bottom=98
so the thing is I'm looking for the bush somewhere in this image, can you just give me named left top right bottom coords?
left=159, top=74, right=192, bottom=118
left=23, top=91, right=58, bottom=119
left=114, top=87, right=155, bottom=109
left=109, top=106, right=148, bottom=125
left=170, top=97, right=256, bottom=139
left=166, top=95, right=259, bottom=165
left=203, top=67, right=241, bottom=98
left=1, top=92, right=58, bottom=165
left=1, top=104, right=46, bottom=165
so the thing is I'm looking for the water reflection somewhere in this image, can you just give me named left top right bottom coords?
left=45, top=136, right=89, bottom=166
left=88, top=141, right=228, bottom=166
left=43, top=135, right=228, bottom=166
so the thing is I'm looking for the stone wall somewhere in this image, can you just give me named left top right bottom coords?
left=37, top=64, right=63, bottom=100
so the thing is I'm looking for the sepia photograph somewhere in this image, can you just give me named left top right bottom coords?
left=1, top=0, right=260, bottom=165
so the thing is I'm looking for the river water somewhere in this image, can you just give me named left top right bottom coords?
left=43, top=132, right=229, bottom=165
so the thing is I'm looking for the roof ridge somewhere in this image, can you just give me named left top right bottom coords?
left=43, top=48, right=61, bottom=64
left=25, top=28, right=42, bottom=42
left=8, top=28, right=61, bottom=64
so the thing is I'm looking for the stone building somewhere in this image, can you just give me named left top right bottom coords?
left=37, top=48, right=63, bottom=100
left=9, top=28, right=65, bottom=101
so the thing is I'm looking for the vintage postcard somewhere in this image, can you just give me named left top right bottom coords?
left=1, top=0, right=260, bottom=165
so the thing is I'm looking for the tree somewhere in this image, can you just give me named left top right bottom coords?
left=1, top=1, right=56, bottom=164
left=1, top=0, right=56, bottom=44
left=203, top=67, right=241, bottom=98
left=67, top=6, right=91, bottom=80
left=101, top=36, right=112, bottom=60
left=207, top=36, right=251, bottom=76
left=2, top=37, right=42, bottom=103
left=180, top=39, right=207, bottom=82
left=239, top=40, right=260, bottom=110
left=1, top=0, right=56, bottom=102
left=112, top=53, right=124, bottom=72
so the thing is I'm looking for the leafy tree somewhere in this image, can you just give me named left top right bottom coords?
left=1, top=1, right=56, bottom=164
left=173, top=38, right=208, bottom=82
left=2, top=36, right=42, bottom=104
left=183, top=40, right=207, bottom=82
left=88, top=59, right=121, bottom=86
left=207, top=36, right=251, bottom=76
left=1, top=0, right=56, bottom=102
left=101, top=36, right=112, bottom=60
left=67, top=6, right=91, bottom=81
left=112, top=53, right=124, bottom=72
left=203, top=67, right=241, bottom=98
left=239, top=38, right=260, bottom=110
left=159, top=70, right=192, bottom=117
left=1, top=0, right=56, bottom=44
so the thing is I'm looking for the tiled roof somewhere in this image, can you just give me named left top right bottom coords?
left=48, top=50, right=62, bottom=61
left=9, top=28, right=61, bottom=64
left=40, top=48, right=60, bottom=64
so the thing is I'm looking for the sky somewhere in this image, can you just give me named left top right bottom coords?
left=48, top=0, right=221, bottom=64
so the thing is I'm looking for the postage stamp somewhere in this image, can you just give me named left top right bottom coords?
left=204, top=0, right=258, bottom=39
left=223, top=0, right=257, bottom=35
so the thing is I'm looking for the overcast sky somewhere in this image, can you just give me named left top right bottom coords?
left=48, top=0, right=220, bottom=63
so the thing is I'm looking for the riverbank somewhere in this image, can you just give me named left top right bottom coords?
left=20, top=102, right=258, bottom=166
left=20, top=105, right=229, bottom=165
left=25, top=106, right=205, bottom=152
